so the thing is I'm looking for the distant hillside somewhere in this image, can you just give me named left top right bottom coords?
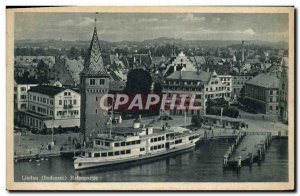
left=15, top=37, right=288, bottom=50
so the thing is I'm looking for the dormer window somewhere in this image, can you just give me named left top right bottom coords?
left=90, top=79, right=96, bottom=85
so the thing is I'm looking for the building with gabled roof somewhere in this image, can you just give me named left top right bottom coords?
left=162, top=69, right=232, bottom=116
left=16, top=85, right=81, bottom=132
left=244, top=73, right=279, bottom=115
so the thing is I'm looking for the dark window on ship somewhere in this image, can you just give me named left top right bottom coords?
left=114, top=151, right=120, bottom=156
left=175, top=139, right=182, bottom=144
left=162, top=144, right=165, bottom=148
left=158, top=137, right=161, bottom=141
left=154, top=138, right=158, bottom=142
left=136, top=140, right=141, bottom=144
left=108, top=152, right=113, bottom=156
left=126, top=142, right=131, bottom=146
left=162, top=136, right=165, bottom=140
left=154, top=146, right=157, bottom=150
left=131, top=141, right=136, bottom=145
left=114, top=143, right=120, bottom=147
left=125, top=150, right=131, bottom=154
left=150, top=147, right=153, bottom=150
left=101, top=152, right=107, bottom=157
left=88, top=153, right=92, bottom=157
left=151, top=138, right=153, bottom=142
left=94, top=153, right=100, bottom=157
left=105, top=142, right=110, bottom=147
left=140, top=148, right=145, bottom=151
left=95, top=140, right=100, bottom=145
left=158, top=145, right=161, bottom=149
left=121, top=142, right=125, bottom=146
left=121, top=150, right=125, bottom=155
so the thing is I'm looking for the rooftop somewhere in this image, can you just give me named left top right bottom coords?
left=245, top=73, right=279, bottom=89
left=81, top=27, right=109, bottom=77
left=167, top=70, right=211, bottom=82
left=15, top=77, right=39, bottom=84
left=28, top=85, right=67, bottom=96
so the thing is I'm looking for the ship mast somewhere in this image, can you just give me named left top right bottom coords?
left=109, top=97, right=114, bottom=138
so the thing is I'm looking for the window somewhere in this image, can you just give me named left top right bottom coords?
left=108, top=152, right=113, bottom=156
left=20, top=104, right=26, bottom=109
left=64, top=92, right=67, bottom=96
left=90, top=79, right=96, bottom=85
left=270, top=98, right=272, bottom=102
left=126, top=141, right=131, bottom=146
left=269, top=106, right=273, bottom=110
left=59, top=100, right=62, bottom=105
left=270, top=90, right=273, bottom=95
left=101, top=152, right=107, bottom=157
left=20, top=95, right=26, bottom=99
left=73, top=99, right=77, bottom=105
left=140, top=148, right=145, bottom=151
left=125, top=150, right=131, bottom=154
left=99, top=79, right=105, bottom=85
left=33, top=96, right=36, bottom=101
left=96, top=97, right=98, bottom=101
left=276, top=106, right=279, bottom=110
left=121, top=142, right=125, bottom=146
left=120, top=150, right=125, bottom=155
left=31, top=106, right=36, bottom=111
left=20, top=87, right=26, bottom=91
left=114, top=151, right=120, bottom=156
left=114, top=143, right=120, bottom=147
left=94, top=153, right=100, bottom=157
left=105, top=142, right=110, bottom=147
left=95, top=109, right=98, bottom=114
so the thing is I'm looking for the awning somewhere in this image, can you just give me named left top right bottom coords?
left=44, top=119, right=80, bottom=128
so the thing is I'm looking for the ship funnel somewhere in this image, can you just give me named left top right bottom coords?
left=133, top=119, right=141, bottom=129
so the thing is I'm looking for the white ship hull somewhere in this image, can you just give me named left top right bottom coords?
left=74, top=140, right=198, bottom=170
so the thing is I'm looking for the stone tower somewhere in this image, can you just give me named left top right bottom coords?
left=80, top=25, right=110, bottom=141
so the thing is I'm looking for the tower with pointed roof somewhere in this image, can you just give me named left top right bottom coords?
left=80, top=19, right=110, bottom=141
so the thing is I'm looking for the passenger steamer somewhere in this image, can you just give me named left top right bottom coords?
left=74, top=120, right=200, bottom=170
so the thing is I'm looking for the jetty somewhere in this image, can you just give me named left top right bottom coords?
left=223, top=131, right=272, bottom=169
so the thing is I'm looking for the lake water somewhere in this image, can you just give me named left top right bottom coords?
left=14, top=139, right=288, bottom=182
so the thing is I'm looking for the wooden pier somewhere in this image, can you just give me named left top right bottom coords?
left=223, top=131, right=272, bottom=169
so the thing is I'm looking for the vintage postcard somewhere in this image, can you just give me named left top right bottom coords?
left=6, top=6, right=294, bottom=191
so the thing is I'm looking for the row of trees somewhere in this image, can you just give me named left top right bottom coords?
left=206, top=98, right=240, bottom=118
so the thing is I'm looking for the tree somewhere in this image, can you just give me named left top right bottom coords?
left=68, top=47, right=80, bottom=60
left=36, top=60, right=49, bottom=84
left=153, top=82, right=162, bottom=94
left=125, top=69, right=153, bottom=94
left=191, top=115, right=202, bottom=127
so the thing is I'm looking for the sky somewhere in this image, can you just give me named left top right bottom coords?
left=15, top=12, right=289, bottom=42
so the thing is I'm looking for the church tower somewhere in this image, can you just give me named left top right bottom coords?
left=80, top=20, right=110, bottom=141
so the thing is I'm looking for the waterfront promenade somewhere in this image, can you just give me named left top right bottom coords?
left=14, top=110, right=288, bottom=161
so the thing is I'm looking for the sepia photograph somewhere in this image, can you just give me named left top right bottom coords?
left=6, top=6, right=294, bottom=191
